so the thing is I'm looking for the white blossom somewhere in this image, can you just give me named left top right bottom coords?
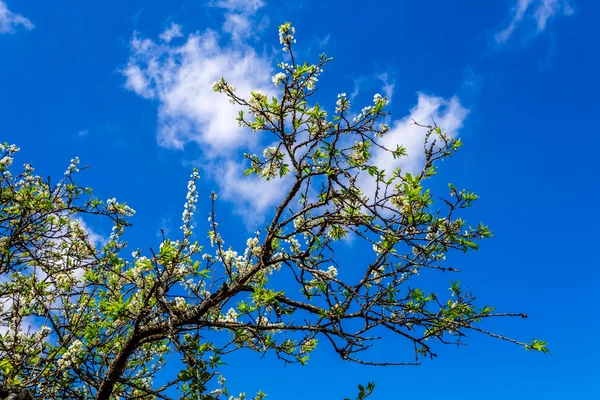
left=326, top=265, right=338, bottom=278
left=272, top=72, right=286, bottom=86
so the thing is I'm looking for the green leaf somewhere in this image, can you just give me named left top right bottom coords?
left=525, top=339, right=551, bottom=354
left=199, top=269, right=211, bottom=278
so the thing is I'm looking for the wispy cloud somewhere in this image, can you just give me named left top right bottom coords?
left=0, top=0, right=34, bottom=34
left=318, top=33, right=330, bottom=49
left=351, top=72, right=395, bottom=104
left=495, top=0, right=574, bottom=44
left=159, top=22, right=183, bottom=43
left=459, top=65, right=484, bottom=101
left=212, top=0, right=268, bottom=43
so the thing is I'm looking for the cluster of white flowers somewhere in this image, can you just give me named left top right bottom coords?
left=183, top=278, right=197, bottom=292
left=293, top=215, right=305, bottom=230
left=262, top=146, right=278, bottom=159
left=107, top=224, right=125, bottom=247
left=335, top=93, right=350, bottom=113
left=372, top=243, right=382, bottom=254
left=246, top=237, right=262, bottom=257
left=249, top=90, right=267, bottom=106
left=300, top=338, right=318, bottom=354
left=55, top=272, right=73, bottom=290
left=305, top=75, right=318, bottom=91
left=390, top=193, right=411, bottom=212
left=278, top=62, right=292, bottom=72
left=425, top=225, right=438, bottom=241
left=352, top=94, right=389, bottom=123
left=326, top=265, right=338, bottom=278
left=174, top=263, right=189, bottom=277
left=0, top=144, right=19, bottom=170
left=106, top=197, right=117, bottom=208
left=0, top=156, right=13, bottom=169
left=57, top=339, right=83, bottom=369
left=278, top=23, right=296, bottom=52
left=181, top=169, right=199, bottom=236
left=272, top=72, right=286, bottom=86
left=34, top=325, right=52, bottom=341
left=183, top=276, right=210, bottom=298
left=377, top=123, right=390, bottom=135
left=371, top=266, right=384, bottom=284
left=221, top=308, right=238, bottom=323
left=209, top=232, right=266, bottom=277
left=129, top=256, right=153, bottom=285
left=373, top=93, right=388, bottom=105
left=221, top=247, right=251, bottom=275
left=16, top=166, right=37, bottom=186
left=258, top=146, right=284, bottom=177
left=105, top=197, right=136, bottom=217
left=212, top=80, right=235, bottom=93
left=172, top=297, right=188, bottom=311
left=64, top=157, right=80, bottom=175
left=284, top=235, right=301, bottom=253
left=208, top=231, right=218, bottom=247
left=348, top=141, right=368, bottom=164
left=298, top=64, right=323, bottom=91
left=352, top=105, right=373, bottom=123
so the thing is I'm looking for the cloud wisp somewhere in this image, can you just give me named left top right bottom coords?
left=495, top=0, right=574, bottom=44
left=0, top=0, right=34, bottom=34
left=159, top=22, right=184, bottom=43
left=212, top=0, right=268, bottom=43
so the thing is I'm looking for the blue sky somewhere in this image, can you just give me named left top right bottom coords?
left=1, top=0, right=599, bottom=398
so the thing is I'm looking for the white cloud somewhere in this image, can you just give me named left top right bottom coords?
left=122, top=12, right=279, bottom=225
left=212, top=0, right=267, bottom=43
left=215, top=160, right=291, bottom=225
left=159, top=22, right=183, bottom=43
left=495, top=0, right=574, bottom=43
left=495, top=0, right=533, bottom=43
left=122, top=28, right=273, bottom=151
left=0, top=0, right=34, bottom=34
left=74, top=217, right=107, bottom=248
left=212, top=0, right=265, bottom=12
left=533, top=0, right=560, bottom=31
left=379, top=93, right=468, bottom=172
left=360, top=93, right=469, bottom=203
